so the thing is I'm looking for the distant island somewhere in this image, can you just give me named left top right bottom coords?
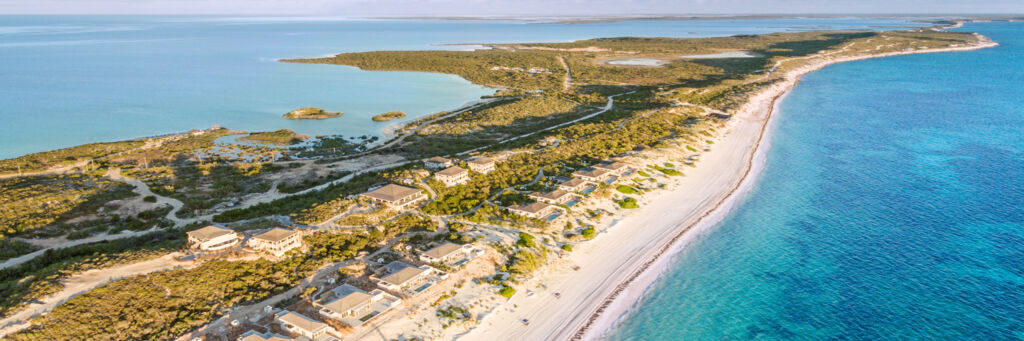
left=282, top=107, right=342, bottom=120
left=372, top=111, right=407, bottom=121
left=238, top=129, right=309, bottom=145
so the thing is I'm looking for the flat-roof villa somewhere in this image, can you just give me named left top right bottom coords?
left=377, top=261, right=440, bottom=295
left=361, top=184, right=427, bottom=209
left=423, top=156, right=453, bottom=171
left=528, top=189, right=577, bottom=205
left=557, top=178, right=590, bottom=193
left=238, top=330, right=291, bottom=341
left=275, top=311, right=335, bottom=340
left=186, top=225, right=240, bottom=251
left=316, top=284, right=400, bottom=327
left=419, top=242, right=476, bottom=265
left=572, top=168, right=612, bottom=183
left=467, top=157, right=496, bottom=174
left=508, top=202, right=561, bottom=220
left=593, top=160, right=630, bottom=175
left=248, top=228, right=302, bottom=257
left=433, top=166, right=470, bottom=187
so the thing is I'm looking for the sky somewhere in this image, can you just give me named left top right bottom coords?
left=0, top=0, right=1022, bottom=16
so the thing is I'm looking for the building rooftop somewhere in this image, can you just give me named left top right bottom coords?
left=594, top=160, right=628, bottom=171
left=381, top=263, right=428, bottom=287
left=277, top=311, right=327, bottom=334
left=530, top=189, right=571, bottom=201
left=467, top=157, right=495, bottom=165
left=186, top=225, right=235, bottom=242
left=573, top=168, right=609, bottom=178
left=422, top=242, right=463, bottom=260
left=509, top=202, right=554, bottom=214
left=362, top=184, right=422, bottom=203
left=435, top=166, right=468, bottom=177
left=239, top=331, right=291, bottom=341
left=425, top=156, right=451, bottom=163
left=559, top=178, right=587, bottom=188
left=252, top=228, right=298, bottom=243
left=323, top=290, right=374, bottom=315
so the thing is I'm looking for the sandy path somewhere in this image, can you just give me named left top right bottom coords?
left=0, top=253, right=195, bottom=338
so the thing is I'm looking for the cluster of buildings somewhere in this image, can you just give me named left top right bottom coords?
left=186, top=225, right=303, bottom=258
left=505, top=160, right=632, bottom=220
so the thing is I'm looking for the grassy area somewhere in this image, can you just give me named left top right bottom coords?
left=372, top=111, right=407, bottom=121
left=238, top=129, right=309, bottom=146
left=0, top=174, right=137, bottom=238
left=0, top=140, right=144, bottom=176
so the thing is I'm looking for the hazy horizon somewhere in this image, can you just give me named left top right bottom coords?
left=1, top=0, right=1022, bottom=16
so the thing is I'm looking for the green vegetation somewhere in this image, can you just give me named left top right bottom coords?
left=372, top=111, right=407, bottom=121
left=283, top=107, right=341, bottom=120
left=0, top=229, right=184, bottom=318
left=1, top=174, right=136, bottom=238
left=636, top=170, right=650, bottom=177
left=581, top=227, right=597, bottom=239
left=238, top=129, right=309, bottom=145
left=498, top=285, right=516, bottom=298
left=616, top=197, right=639, bottom=209
left=0, top=238, right=39, bottom=262
left=615, top=185, right=637, bottom=194
left=560, top=244, right=573, bottom=252
left=0, top=140, right=144, bottom=175
left=516, top=232, right=537, bottom=248
left=9, top=232, right=373, bottom=340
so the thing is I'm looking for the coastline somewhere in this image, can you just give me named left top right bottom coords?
left=574, top=37, right=1000, bottom=340
left=458, top=36, right=998, bottom=341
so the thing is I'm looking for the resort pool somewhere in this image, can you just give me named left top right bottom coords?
left=415, top=283, right=432, bottom=293
left=582, top=186, right=597, bottom=194
left=565, top=199, right=581, bottom=207
left=545, top=212, right=563, bottom=221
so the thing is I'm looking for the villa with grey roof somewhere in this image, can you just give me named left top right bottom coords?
left=376, top=261, right=441, bottom=295
left=360, top=184, right=427, bottom=209
left=275, top=311, right=335, bottom=340
left=238, top=330, right=291, bottom=341
left=593, top=160, right=630, bottom=175
left=423, top=156, right=452, bottom=171
left=467, top=157, right=496, bottom=174
left=433, top=166, right=470, bottom=187
left=186, top=225, right=240, bottom=251
left=248, top=228, right=302, bottom=257
left=572, top=168, right=612, bottom=182
left=508, top=202, right=561, bottom=219
left=528, top=189, right=576, bottom=205
left=419, top=242, right=474, bottom=265
left=557, top=178, right=589, bottom=193
left=315, top=284, right=400, bottom=326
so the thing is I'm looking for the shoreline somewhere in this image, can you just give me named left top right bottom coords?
left=456, top=36, right=998, bottom=341
left=573, top=37, right=1000, bottom=340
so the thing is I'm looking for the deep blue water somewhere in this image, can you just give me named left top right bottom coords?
left=0, top=16, right=926, bottom=159
left=609, top=22, right=1024, bottom=340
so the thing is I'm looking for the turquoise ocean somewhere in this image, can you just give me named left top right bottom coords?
left=609, top=21, right=1024, bottom=340
left=0, top=16, right=923, bottom=159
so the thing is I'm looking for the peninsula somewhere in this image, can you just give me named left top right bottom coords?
left=0, top=26, right=994, bottom=341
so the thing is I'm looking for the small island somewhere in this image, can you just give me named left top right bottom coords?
left=282, top=107, right=342, bottom=120
left=238, top=129, right=309, bottom=145
left=372, top=111, right=407, bottom=122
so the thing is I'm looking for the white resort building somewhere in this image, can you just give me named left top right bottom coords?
left=557, top=178, right=589, bottom=192
left=593, top=160, right=630, bottom=175
left=248, top=228, right=302, bottom=257
left=433, top=166, right=470, bottom=187
left=361, top=184, right=427, bottom=209
left=528, top=189, right=576, bottom=205
left=377, top=261, right=435, bottom=293
left=423, top=156, right=453, bottom=171
left=419, top=242, right=473, bottom=264
left=275, top=311, right=334, bottom=339
left=572, top=168, right=611, bottom=182
left=467, top=157, right=496, bottom=174
left=508, top=202, right=560, bottom=219
left=186, top=225, right=240, bottom=251
left=317, top=284, right=401, bottom=325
